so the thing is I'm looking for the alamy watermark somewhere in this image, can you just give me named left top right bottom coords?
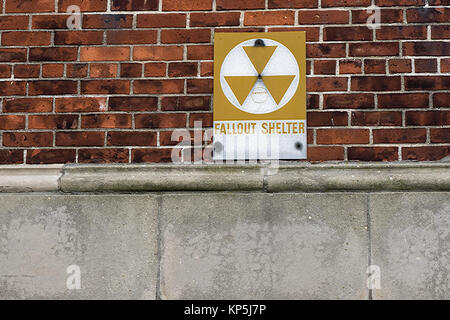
left=66, top=265, right=81, bottom=290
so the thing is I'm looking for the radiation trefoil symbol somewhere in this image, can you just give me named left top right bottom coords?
left=220, top=38, right=300, bottom=115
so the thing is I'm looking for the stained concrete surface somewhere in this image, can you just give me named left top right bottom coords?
left=0, top=194, right=159, bottom=299
left=159, top=193, right=369, bottom=299
left=370, top=192, right=449, bottom=300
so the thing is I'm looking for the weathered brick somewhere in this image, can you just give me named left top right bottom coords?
left=314, top=60, right=336, bottom=75
left=351, top=76, right=401, bottom=91
left=351, top=111, right=402, bottom=126
left=29, top=115, right=78, bottom=129
left=317, top=129, right=369, bottom=144
left=112, top=0, right=159, bottom=11
left=269, top=0, right=318, bottom=8
left=79, top=149, right=129, bottom=164
left=83, top=14, right=133, bottom=29
left=109, top=96, right=158, bottom=112
left=339, top=60, right=362, bottom=74
left=307, top=111, right=348, bottom=126
left=80, top=47, right=130, bottom=61
left=389, top=59, right=412, bottom=73
left=0, top=150, right=23, bottom=164
left=82, top=114, right=132, bottom=129
left=405, top=76, right=450, bottom=90
left=56, top=132, right=105, bottom=146
left=134, top=79, right=184, bottom=94
left=373, top=129, right=427, bottom=144
left=107, top=131, right=157, bottom=146
left=245, top=11, right=295, bottom=26
left=2, top=31, right=51, bottom=46
left=6, top=0, right=54, bottom=12
left=137, top=13, right=186, bottom=28
left=29, top=81, right=78, bottom=96
left=307, top=146, right=345, bottom=162
left=217, top=0, right=264, bottom=10
left=406, top=111, right=449, bottom=126
left=348, top=147, right=398, bottom=162
left=191, top=12, right=241, bottom=27
left=430, top=128, right=450, bottom=143
left=132, top=148, right=174, bottom=163
left=134, top=46, right=184, bottom=61
left=378, top=93, right=429, bottom=109
left=106, top=30, right=158, bottom=44
left=324, top=94, right=374, bottom=109
left=307, top=77, right=347, bottom=92
left=161, top=96, right=211, bottom=111
left=403, top=42, right=450, bottom=56
left=0, top=115, right=26, bottom=130
left=324, top=27, right=372, bottom=41
left=81, top=80, right=130, bottom=94
left=403, top=147, right=449, bottom=161
left=4, top=98, right=52, bottom=113
left=3, top=132, right=53, bottom=147
left=135, top=113, right=187, bottom=129
left=27, top=149, right=76, bottom=164
left=56, top=97, right=107, bottom=113
left=164, top=0, right=212, bottom=10
left=415, top=59, right=438, bottom=73
left=350, top=43, right=399, bottom=57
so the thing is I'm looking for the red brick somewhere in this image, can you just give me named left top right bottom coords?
left=268, top=27, right=320, bottom=41
left=79, top=149, right=129, bottom=164
left=83, top=14, right=133, bottom=29
left=29, top=81, right=78, bottom=96
left=406, top=111, right=449, bottom=126
left=4, top=98, right=52, bottom=113
left=403, top=147, right=449, bottom=161
left=217, top=0, right=264, bottom=10
left=364, top=60, right=386, bottom=74
left=314, top=60, right=336, bottom=75
left=6, top=0, right=54, bottom=12
left=90, top=63, right=118, bottom=78
left=441, top=59, right=450, bottom=73
left=389, top=59, right=412, bottom=73
left=67, top=64, right=88, bottom=78
left=191, top=12, right=241, bottom=27
left=134, top=46, right=184, bottom=61
left=32, top=15, right=70, bottom=29
left=161, top=96, right=211, bottom=111
left=339, top=60, right=362, bottom=74
left=373, top=129, right=427, bottom=144
left=269, top=0, right=317, bottom=8
left=0, top=48, right=27, bottom=62
left=431, top=25, right=450, bottom=40
left=0, top=115, right=26, bottom=130
left=137, top=13, right=186, bottom=28
left=298, top=10, right=348, bottom=24
left=245, top=11, right=295, bottom=26
left=3, top=132, right=53, bottom=147
left=29, top=115, right=78, bottom=129
left=324, top=27, right=372, bottom=41
left=414, top=59, right=438, bottom=73
left=430, top=128, right=450, bottom=143
left=0, top=150, right=23, bottom=164
left=307, top=44, right=346, bottom=58
left=134, top=80, right=184, bottom=94
left=378, top=93, right=429, bottom=109
left=106, top=30, right=157, bottom=45
left=352, top=9, right=403, bottom=23
left=14, top=64, right=40, bottom=78
left=2, top=31, right=51, bottom=46
left=107, top=131, right=157, bottom=146
left=376, top=26, right=427, bottom=40
left=0, top=81, right=26, bottom=95
left=200, top=62, right=214, bottom=77
left=0, top=65, right=12, bottom=78
left=322, top=0, right=371, bottom=6
left=307, top=111, right=347, bottom=126
left=407, top=8, right=449, bottom=23
left=0, top=15, right=29, bottom=29
left=434, top=93, right=449, bottom=107
left=403, top=42, right=450, bottom=56
left=121, top=63, right=142, bottom=78
left=161, top=29, right=211, bottom=44
left=135, top=113, right=187, bottom=129
left=164, top=0, right=212, bottom=10
left=187, top=79, right=213, bottom=93
left=112, top=0, right=158, bottom=11
left=82, top=114, right=132, bottom=129
left=350, top=43, right=399, bottom=56
left=59, top=0, right=107, bottom=12
left=307, top=94, right=320, bottom=109
left=54, top=31, right=103, bottom=45
left=144, top=63, right=167, bottom=77
left=187, top=45, right=213, bottom=60
left=307, top=77, right=347, bottom=92
left=109, top=96, right=158, bottom=112
left=351, top=111, right=402, bottom=126
left=29, top=47, right=78, bottom=62
left=348, top=147, right=398, bottom=162
left=317, top=129, right=369, bottom=144
left=351, top=76, right=401, bottom=91
left=324, top=94, right=374, bottom=109
left=56, top=97, right=107, bottom=113
left=56, top=132, right=105, bottom=147
left=405, top=76, right=450, bottom=91
left=81, top=80, right=130, bottom=94
left=42, top=64, right=65, bottom=78
left=189, top=113, right=213, bottom=127
left=80, top=47, right=130, bottom=61
left=132, top=148, right=174, bottom=163
left=307, top=146, right=345, bottom=162
left=376, top=0, right=424, bottom=5
left=27, top=149, right=76, bottom=164
left=160, top=130, right=193, bottom=146
left=168, top=62, right=198, bottom=77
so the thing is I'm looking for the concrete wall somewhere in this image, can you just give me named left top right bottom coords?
left=0, top=163, right=449, bottom=299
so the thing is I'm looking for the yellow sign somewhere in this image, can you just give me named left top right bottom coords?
left=213, top=32, right=307, bottom=160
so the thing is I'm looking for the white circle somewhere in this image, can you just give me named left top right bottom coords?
left=220, top=38, right=299, bottom=115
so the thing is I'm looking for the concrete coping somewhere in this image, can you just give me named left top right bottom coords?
left=0, top=162, right=449, bottom=193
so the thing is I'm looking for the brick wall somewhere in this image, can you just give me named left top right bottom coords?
left=0, top=0, right=448, bottom=164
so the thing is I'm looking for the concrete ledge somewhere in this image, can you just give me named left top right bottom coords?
left=0, top=162, right=449, bottom=193
left=0, top=165, right=63, bottom=192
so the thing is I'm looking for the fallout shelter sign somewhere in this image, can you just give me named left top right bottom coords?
left=213, top=32, right=307, bottom=160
